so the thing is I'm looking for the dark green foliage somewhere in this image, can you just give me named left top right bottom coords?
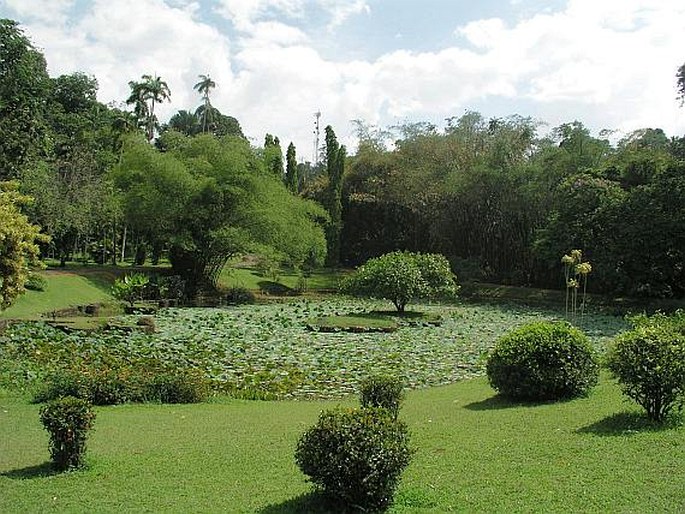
left=34, top=367, right=208, bottom=405
left=24, top=273, right=47, bottom=291
left=295, top=407, right=412, bottom=511
left=39, top=396, right=95, bottom=471
left=143, top=370, right=209, bottom=404
left=359, top=375, right=405, bottom=420
left=224, top=286, right=256, bottom=305
left=486, top=321, right=599, bottom=401
left=606, top=312, right=685, bottom=421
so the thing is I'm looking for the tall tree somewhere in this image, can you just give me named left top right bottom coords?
left=324, top=125, right=345, bottom=267
left=677, top=62, right=685, bottom=107
left=193, top=74, right=216, bottom=133
left=0, top=19, right=51, bottom=179
left=263, top=134, right=284, bottom=177
left=126, top=74, right=171, bottom=141
left=285, top=142, right=298, bottom=193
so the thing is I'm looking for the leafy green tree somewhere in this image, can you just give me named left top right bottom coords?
left=341, top=251, right=457, bottom=312
left=166, top=109, right=199, bottom=136
left=193, top=74, right=216, bottom=133
left=285, top=142, right=298, bottom=193
left=113, top=133, right=326, bottom=295
left=0, top=19, right=51, bottom=179
left=126, top=74, right=171, bottom=141
left=0, top=182, right=46, bottom=309
left=263, top=134, right=284, bottom=177
left=324, top=126, right=346, bottom=267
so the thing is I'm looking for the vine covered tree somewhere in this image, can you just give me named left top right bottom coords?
left=677, top=61, right=685, bottom=106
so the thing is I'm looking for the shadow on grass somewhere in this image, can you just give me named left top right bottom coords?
left=258, top=281, right=295, bottom=296
left=257, top=491, right=343, bottom=514
left=464, top=395, right=546, bottom=411
left=1, top=462, right=58, bottom=479
left=577, top=411, right=683, bottom=436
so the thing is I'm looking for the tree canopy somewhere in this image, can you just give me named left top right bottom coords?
left=113, top=133, right=327, bottom=294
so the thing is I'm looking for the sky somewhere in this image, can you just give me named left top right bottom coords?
left=1, top=0, right=684, bottom=160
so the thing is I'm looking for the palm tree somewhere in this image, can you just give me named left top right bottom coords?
left=193, top=74, right=216, bottom=133
left=168, top=109, right=199, bottom=136
left=126, top=74, right=171, bottom=141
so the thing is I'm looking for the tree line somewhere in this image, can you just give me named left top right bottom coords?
left=2, top=18, right=685, bottom=299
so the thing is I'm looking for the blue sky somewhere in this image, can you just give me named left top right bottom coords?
left=1, top=0, right=683, bottom=158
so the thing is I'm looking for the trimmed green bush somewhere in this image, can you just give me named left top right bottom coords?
left=39, top=396, right=96, bottom=471
left=486, top=321, right=599, bottom=401
left=606, top=313, right=685, bottom=421
left=360, top=375, right=405, bottom=420
left=295, top=407, right=412, bottom=511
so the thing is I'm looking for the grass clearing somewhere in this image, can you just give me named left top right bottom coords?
left=220, top=266, right=348, bottom=293
left=1, top=376, right=683, bottom=513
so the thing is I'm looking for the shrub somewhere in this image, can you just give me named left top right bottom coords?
left=39, top=396, right=96, bottom=471
left=606, top=313, right=685, bottom=421
left=486, top=321, right=599, bottom=401
left=143, top=370, right=209, bottom=404
left=34, top=368, right=131, bottom=405
left=111, top=273, right=150, bottom=307
left=295, top=407, right=412, bottom=511
left=33, top=369, right=88, bottom=403
left=360, top=375, right=405, bottom=420
left=224, top=286, right=256, bottom=305
left=25, top=272, right=47, bottom=291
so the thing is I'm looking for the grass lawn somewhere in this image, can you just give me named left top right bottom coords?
left=0, top=271, right=114, bottom=320
left=1, top=376, right=683, bottom=513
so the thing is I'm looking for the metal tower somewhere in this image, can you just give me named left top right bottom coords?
left=313, top=111, right=321, bottom=165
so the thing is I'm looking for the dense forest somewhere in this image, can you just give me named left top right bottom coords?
left=2, top=18, right=685, bottom=299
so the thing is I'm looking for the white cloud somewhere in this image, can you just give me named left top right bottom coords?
left=321, top=0, right=370, bottom=30
left=1, top=0, right=683, bottom=157
left=1, top=0, right=74, bottom=25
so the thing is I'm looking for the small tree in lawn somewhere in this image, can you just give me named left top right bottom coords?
left=341, top=251, right=458, bottom=312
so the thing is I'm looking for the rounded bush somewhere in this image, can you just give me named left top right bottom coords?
left=606, top=317, right=685, bottom=421
left=486, top=321, right=599, bottom=401
left=295, top=407, right=412, bottom=511
left=25, top=273, right=47, bottom=291
left=40, top=396, right=96, bottom=471
left=359, top=375, right=405, bottom=420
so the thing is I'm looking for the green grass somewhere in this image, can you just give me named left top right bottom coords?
left=0, top=271, right=114, bottom=320
left=308, top=313, right=400, bottom=332
left=220, top=266, right=348, bottom=293
left=1, top=376, right=683, bottom=513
